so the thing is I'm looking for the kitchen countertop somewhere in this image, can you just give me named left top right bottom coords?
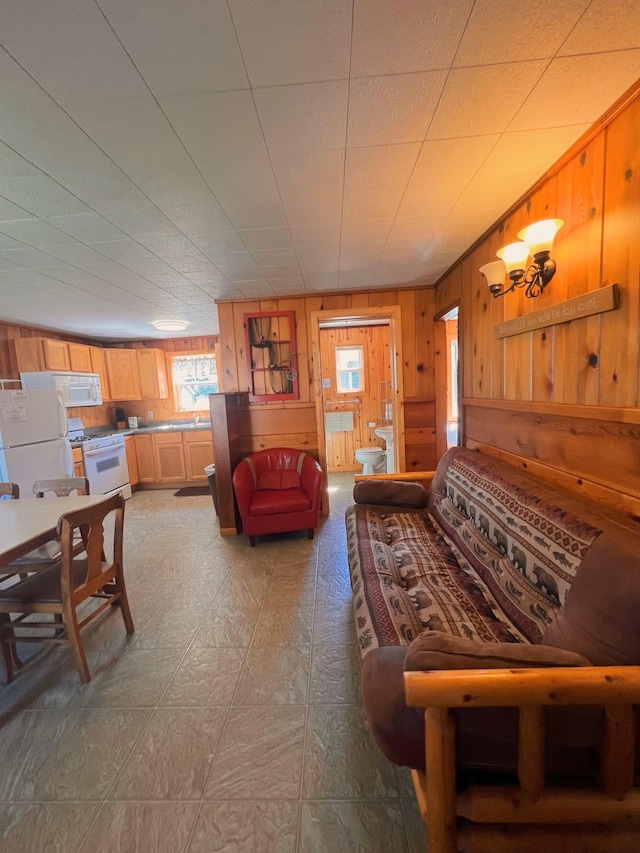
left=78, top=421, right=212, bottom=441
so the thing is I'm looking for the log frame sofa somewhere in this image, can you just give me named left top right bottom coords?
left=346, top=447, right=640, bottom=853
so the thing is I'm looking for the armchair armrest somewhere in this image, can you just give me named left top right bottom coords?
left=299, top=453, right=322, bottom=509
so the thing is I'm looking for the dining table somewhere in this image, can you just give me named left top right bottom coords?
left=0, top=494, right=110, bottom=570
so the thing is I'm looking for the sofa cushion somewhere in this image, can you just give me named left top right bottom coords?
left=353, top=480, right=428, bottom=509
left=257, top=470, right=300, bottom=491
left=249, top=488, right=311, bottom=517
left=404, top=631, right=592, bottom=671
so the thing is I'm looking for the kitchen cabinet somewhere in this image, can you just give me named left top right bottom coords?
left=134, top=433, right=157, bottom=483
left=243, top=310, right=298, bottom=401
left=153, top=432, right=186, bottom=482
left=72, top=447, right=84, bottom=479
left=183, top=431, right=214, bottom=481
left=89, top=346, right=111, bottom=401
left=137, top=348, right=169, bottom=399
left=105, top=349, right=141, bottom=401
left=124, top=435, right=139, bottom=486
left=13, top=337, right=71, bottom=372
left=68, top=343, right=92, bottom=373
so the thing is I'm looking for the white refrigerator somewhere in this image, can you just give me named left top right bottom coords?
left=0, top=389, right=73, bottom=499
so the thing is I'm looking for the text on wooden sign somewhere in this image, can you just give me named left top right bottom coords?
left=495, top=284, right=619, bottom=339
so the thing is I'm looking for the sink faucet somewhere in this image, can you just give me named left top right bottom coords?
left=193, top=414, right=200, bottom=425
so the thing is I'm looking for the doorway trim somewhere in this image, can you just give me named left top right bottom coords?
left=310, top=306, right=406, bottom=480
left=434, top=301, right=461, bottom=461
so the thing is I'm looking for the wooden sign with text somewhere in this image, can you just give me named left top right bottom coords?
left=495, top=284, right=619, bottom=339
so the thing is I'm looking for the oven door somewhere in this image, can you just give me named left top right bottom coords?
left=83, top=443, right=130, bottom=498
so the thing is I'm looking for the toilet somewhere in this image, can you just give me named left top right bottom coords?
left=355, top=446, right=387, bottom=475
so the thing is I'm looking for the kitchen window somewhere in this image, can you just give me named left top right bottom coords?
left=171, top=353, right=218, bottom=412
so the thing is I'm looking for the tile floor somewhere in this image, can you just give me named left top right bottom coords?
left=0, top=474, right=427, bottom=852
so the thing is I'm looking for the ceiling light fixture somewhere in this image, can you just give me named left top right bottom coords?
left=480, top=218, right=564, bottom=299
left=152, top=320, right=189, bottom=332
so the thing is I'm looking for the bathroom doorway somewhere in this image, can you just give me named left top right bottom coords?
left=435, top=304, right=461, bottom=459
left=310, top=306, right=405, bottom=479
left=319, top=323, right=391, bottom=472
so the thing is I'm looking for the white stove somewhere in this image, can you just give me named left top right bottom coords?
left=68, top=418, right=131, bottom=499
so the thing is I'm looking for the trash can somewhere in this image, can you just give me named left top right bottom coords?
left=204, top=464, right=218, bottom=516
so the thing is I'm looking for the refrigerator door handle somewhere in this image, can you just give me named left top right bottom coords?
left=63, top=440, right=74, bottom=477
left=57, top=395, right=69, bottom=437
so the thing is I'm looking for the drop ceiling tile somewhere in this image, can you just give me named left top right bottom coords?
left=344, top=143, right=421, bottom=192
left=370, top=266, right=415, bottom=286
left=454, top=0, right=588, bottom=66
left=0, top=176, right=90, bottom=217
left=166, top=203, right=234, bottom=235
left=190, top=232, right=248, bottom=255
left=228, top=0, right=351, bottom=86
left=184, top=271, right=231, bottom=287
left=254, top=81, right=348, bottom=153
left=0, top=247, right=66, bottom=270
left=273, top=149, right=345, bottom=192
left=381, top=239, right=429, bottom=261
left=508, top=51, right=640, bottom=131
left=122, top=257, right=178, bottom=277
left=252, top=248, right=300, bottom=268
left=0, top=141, right=42, bottom=180
left=238, top=227, right=294, bottom=252
left=386, top=215, right=445, bottom=242
left=351, top=0, right=472, bottom=76
left=303, top=271, right=339, bottom=289
left=227, top=267, right=265, bottom=283
left=0, top=0, right=147, bottom=103
left=348, top=71, right=448, bottom=146
left=45, top=213, right=126, bottom=243
left=0, top=197, right=36, bottom=222
left=166, top=256, right=220, bottom=275
left=338, top=269, right=375, bottom=289
left=280, top=192, right=342, bottom=228
left=341, top=219, right=392, bottom=243
left=409, top=135, right=499, bottom=191
left=559, top=0, right=640, bottom=55
left=342, top=187, right=405, bottom=222
left=0, top=234, right=27, bottom=252
left=134, top=234, right=199, bottom=257
left=98, top=0, right=249, bottom=96
left=265, top=275, right=305, bottom=291
left=0, top=219, right=77, bottom=247
left=290, top=224, right=342, bottom=247
left=427, top=61, right=548, bottom=139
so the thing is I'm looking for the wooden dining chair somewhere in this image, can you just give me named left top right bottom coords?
left=0, top=493, right=134, bottom=683
left=32, top=477, right=89, bottom=498
left=0, top=482, right=19, bottom=499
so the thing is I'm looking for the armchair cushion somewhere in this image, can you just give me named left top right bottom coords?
left=250, top=488, right=311, bottom=516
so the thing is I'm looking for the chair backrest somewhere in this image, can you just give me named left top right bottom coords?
left=57, top=494, right=125, bottom=598
left=33, top=477, right=90, bottom=498
left=0, top=482, right=19, bottom=499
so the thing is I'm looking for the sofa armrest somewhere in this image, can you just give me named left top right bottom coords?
left=404, top=665, right=640, bottom=708
left=353, top=478, right=430, bottom=509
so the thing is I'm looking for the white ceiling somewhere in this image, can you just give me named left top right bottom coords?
left=0, top=1, right=639, bottom=341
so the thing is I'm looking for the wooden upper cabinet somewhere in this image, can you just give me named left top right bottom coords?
left=14, top=337, right=72, bottom=372
left=105, top=349, right=141, bottom=401
left=243, top=310, right=299, bottom=401
left=89, top=346, right=111, bottom=401
left=68, top=342, right=92, bottom=373
left=137, top=348, right=169, bottom=399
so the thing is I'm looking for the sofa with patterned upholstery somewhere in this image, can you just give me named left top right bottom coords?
left=345, top=447, right=640, bottom=852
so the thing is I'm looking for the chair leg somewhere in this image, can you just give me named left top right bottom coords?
left=62, top=603, right=90, bottom=683
left=116, top=575, right=135, bottom=635
left=249, top=536, right=256, bottom=547
left=0, top=614, right=15, bottom=684
left=307, top=528, right=315, bottom=540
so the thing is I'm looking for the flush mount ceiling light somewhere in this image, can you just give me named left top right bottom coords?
left=480, top=218, right=564, bottom=299
left=152, top=320, right=189, bottom=332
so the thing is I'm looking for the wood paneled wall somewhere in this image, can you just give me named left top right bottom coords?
left=216, top=288, right=437, bottom=471
left=435, top=84, right=640, bottom=510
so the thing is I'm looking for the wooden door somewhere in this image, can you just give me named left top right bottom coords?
left=319, top=325, right=391, bottom=472
left=134, top=434, right=157, bottom=483
left=42, top=339, right=70, bottom=370
left=68, top=343, right=92, bottom=372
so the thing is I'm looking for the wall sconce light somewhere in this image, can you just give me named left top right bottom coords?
left=480, top=218, right=564, bottom=298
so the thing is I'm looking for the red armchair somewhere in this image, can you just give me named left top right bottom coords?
left=232, top=448, right=323, bottom=546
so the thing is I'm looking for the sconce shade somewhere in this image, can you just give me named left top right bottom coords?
left=496, top=241, right=530, bottom=274
left=518, top=218, right=564, bottom=256
left=479, top=260, right=506, bottom=289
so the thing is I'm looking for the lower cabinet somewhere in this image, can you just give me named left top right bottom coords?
left=134, top=434, right=157, bottom=484
left=72, top=447, right=84, bottom=480
left=128, top=430, right=214, bottom=487
left=183, top=432, right=214, bottom=481
left=124, top=436, right=139, bottom=486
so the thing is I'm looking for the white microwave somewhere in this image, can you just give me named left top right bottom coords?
left=20, top=371, right=103, bottom=407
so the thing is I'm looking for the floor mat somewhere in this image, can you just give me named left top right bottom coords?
left=174, top=487, right=211, bottom=497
